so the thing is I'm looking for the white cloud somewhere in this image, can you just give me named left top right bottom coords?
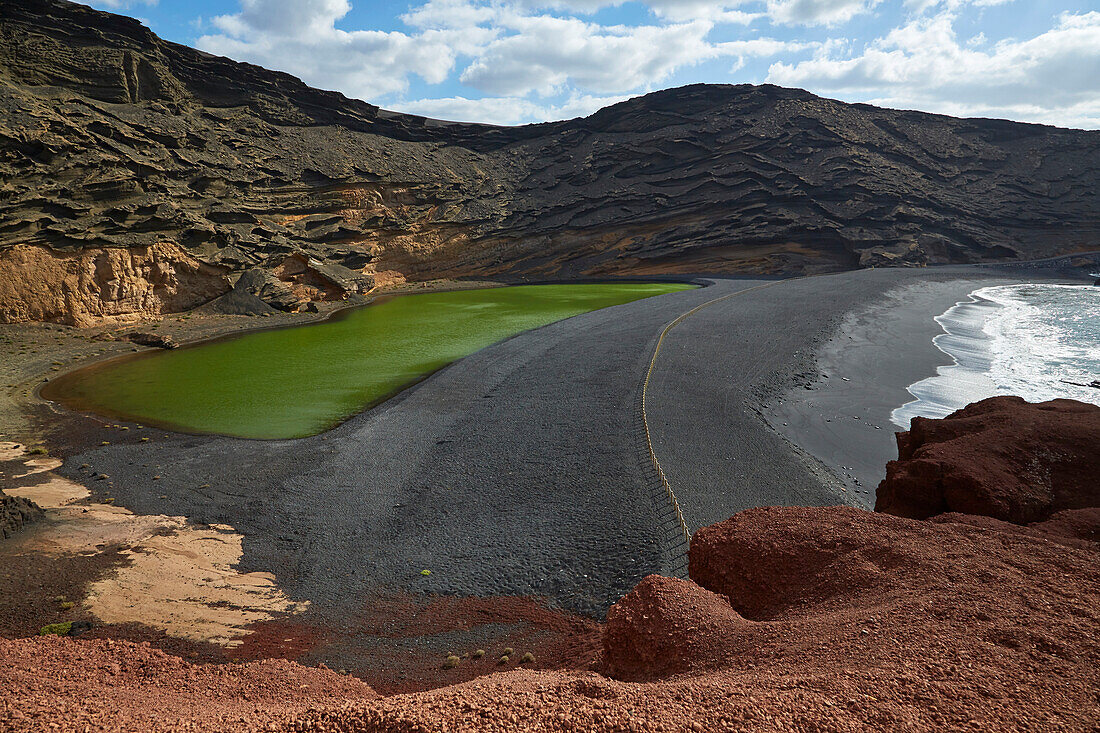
left=198, top=0, right=471, bottom=98
left=766, top=0, right=882, bottom=27
left=905, top=0, right=1014, bottom=13
left=459, top=16, right=718, bottom=96
left=93, top=0, right=157, bottom=7
left=392, top=92, right=633, bottom=125
left=642, top=1, right=760, bottom=24
left=767, top=10, right=1100, bottom=127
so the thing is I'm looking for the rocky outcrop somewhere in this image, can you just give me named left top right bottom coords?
left=8, top=499, right=1098, bottom=731
left=1, top=0, right=1099, bottom=324
left=601, top=397, right=1100, bottom=688
left=875, top=396, right=1100, bottom=523
left=1, top=494, right=43, bottom=539
left=126, top=331, right=177, bottom=349
left=602, top=505, right=1098, bottom=688
left=0, top=243, right=230, bottom=326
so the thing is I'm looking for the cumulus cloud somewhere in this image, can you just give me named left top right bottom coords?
left=93, top=0, right=158, bottom=7
left=185, top=0, right=1096, bottom=128
left=197, top=0, right=474, bottom=98
left=459, top=16, right=718, bottom=96
left=392, top=92, right=633, bottom=125
left=767, top=10, right=1100, bottom=127
left=766, top=0, right=882, bottom=27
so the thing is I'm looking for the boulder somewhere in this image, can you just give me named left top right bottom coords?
left=876, top=397, right=1100, bottom=524
left=1, top=494, right=44, bottom=540
left=233, top=268, right=308, bottom=312
left=126, top=331, right=177, bottom=349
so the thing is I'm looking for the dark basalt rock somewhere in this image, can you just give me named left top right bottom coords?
left=1, top=495, right=44, bottom=540
left=1, top=0, right=1099, bottom=324
left=126, top=331, right=177, bottom=349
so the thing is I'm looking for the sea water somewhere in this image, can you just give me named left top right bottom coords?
left=891, top=283, right=1100, bottom=428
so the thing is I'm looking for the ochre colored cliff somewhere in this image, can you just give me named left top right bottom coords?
left=0, top=243, right=228, bottom=326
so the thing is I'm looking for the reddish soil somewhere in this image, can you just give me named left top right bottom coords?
left=7, top=502, right=1096, bottom=731
left=0, top=541, right=126, bottom=638
left=231, top=593, right=603, bottom=695
left=0, top=636, right=373, bottom=733
left=876, top=396, right=1100, bottom=523
left=3, top=396, right=1098, bottom=730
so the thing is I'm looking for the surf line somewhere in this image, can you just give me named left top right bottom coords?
left=640, top=278, right=793, bottom=554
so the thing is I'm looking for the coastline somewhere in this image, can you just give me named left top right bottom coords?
left=0, top=277, right=514, bottom=450
left=765, top=268, right=1088, bottom=499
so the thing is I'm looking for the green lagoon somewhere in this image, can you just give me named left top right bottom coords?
left=45, top=282, right=695, bottom=439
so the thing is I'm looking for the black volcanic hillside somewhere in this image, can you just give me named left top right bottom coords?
left=1, top=0, right=1098, bottom=324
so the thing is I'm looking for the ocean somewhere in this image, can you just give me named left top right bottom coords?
left=891, top=283, right=1100, bottom=428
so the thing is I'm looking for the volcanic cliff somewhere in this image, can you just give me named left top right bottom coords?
left=2, top=0, right=1100, bottom=324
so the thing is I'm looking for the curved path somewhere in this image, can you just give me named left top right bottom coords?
left=60, top=266, right=1026, bottom=622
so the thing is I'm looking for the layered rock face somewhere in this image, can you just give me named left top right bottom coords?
left=876, top=396, right=1100, bottom=523
left=0, top=242, right=229, bottom=326
left=2, top=0, right=1099, bottom=323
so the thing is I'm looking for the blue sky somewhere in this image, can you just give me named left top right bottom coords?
left=88, top=0, right=1100, bottom=128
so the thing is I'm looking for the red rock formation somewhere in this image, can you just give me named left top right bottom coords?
left=0, top=636, right=373, bottom=732
left=6, top=396, right=1100, bottom=729
left=5, top=505, right=1099, bottom=730
left=876, top=396, right=1100, bottom=523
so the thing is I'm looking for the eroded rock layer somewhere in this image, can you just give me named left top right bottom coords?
left=2, top=0, right=1099, bottom=323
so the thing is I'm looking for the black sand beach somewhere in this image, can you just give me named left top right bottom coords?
left=765, top=268, right=1086, bottom=497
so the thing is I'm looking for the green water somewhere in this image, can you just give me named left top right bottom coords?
left=45, top=282, right=695, bottom=439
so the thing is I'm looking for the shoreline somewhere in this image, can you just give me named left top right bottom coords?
left=33, top=277, right=706, bottom=441
left=1, top=277, right=522, bottom=449
left=893, top=283, right=1100, bottom=427
left=765, top=268, right=1089, bottom=499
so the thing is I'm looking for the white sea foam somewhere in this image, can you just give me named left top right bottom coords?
left=891, top=284, right=1100, bottom=428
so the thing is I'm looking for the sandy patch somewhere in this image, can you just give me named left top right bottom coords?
left=0, top=441, right=27, bottom=461
left=3, top=475, right=89, bottom=507
left=85, top=522, right=308, bottom=647
left=13, top=456, right=63, bottom=478
left=7, top=463, right=306, bottom=647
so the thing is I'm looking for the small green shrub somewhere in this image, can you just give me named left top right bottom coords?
left=39, top=622, right=72, bottom=636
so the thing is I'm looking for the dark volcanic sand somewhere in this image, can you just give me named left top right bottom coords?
left=46, top=265, right=1073, bottom=676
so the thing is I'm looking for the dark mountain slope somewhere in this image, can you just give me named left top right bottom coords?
left=1, top=0, right=1097, bottom=323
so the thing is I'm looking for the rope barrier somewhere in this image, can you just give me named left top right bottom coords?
left=640, top=279, right=787, bottom=553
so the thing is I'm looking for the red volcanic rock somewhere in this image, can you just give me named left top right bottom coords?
left=602, top=575, right=748, bottom=680
left=876, top=396, right=1100, bottom=523
left=932, top=507, right=1100, bottom=550
left=688, top=505, right=922, bottom=620
left=0, top=635, right=374, bottom=732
